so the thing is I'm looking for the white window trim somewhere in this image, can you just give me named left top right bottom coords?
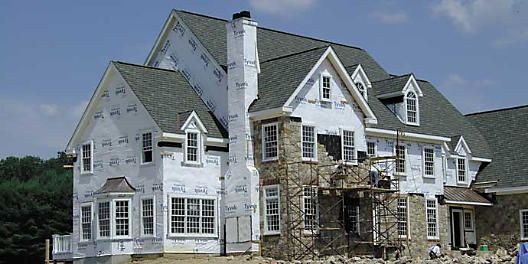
left=463, top=209, right=474, bottom=231
left=140, top=131, right=154, bottom=165
left=341, top=129, right=357, bottom=165
left=456, top=157, right=468, bottom=184
left=349, top=205, right=360, bottom=234
left=425, top=198, right=439, bottom=240
left=520, top=209, right=528, bottom=240
left=355, top=81, right=367, bottom=101
left=79, top=202, right=93, bottom=242
left=367, top=141, right=377, bottom=157
left=262, top=122, right=279, bottom=162
left=394, top=144, right=406, bottom=176
left=422, top=146, right=435, bottom=178
left=263, top=185, right=281, bottom=235
left=184, top=130, right=202, bottom=165
left=404, top=91, right=420, bottom=126
left=303, top=186, right=319, bottom=234
left=301, top=125, right=318, bottom=162
left=140, top=196, right=156, bottom=237
left=397, top=197, right=408, bottom=239
left=320, top=74, right=332, bottom=102
left=96, top=200, right=111, bottom=240
left=113, top=198, right=132, bottom=239
left=168, top=195, right=218, bottom=238
left=80, top=140, right=94, bottom=174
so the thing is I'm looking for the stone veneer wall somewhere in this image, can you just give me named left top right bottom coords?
left=401, top=195, right=449, bottom=257
left=476, top=193, right=528, bottom=250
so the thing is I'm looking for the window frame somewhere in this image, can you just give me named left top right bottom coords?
left=301, top=125, right=317, bottom=161
left=80, top=141, right=94, bottom=174
left=184, top=130, right=201, bottom=165
left=113, top=198, right=132, bottom=239
left=303, top=186, right=319, bottom=233
left=425, top=198, right=439, bottom=240
left=397, top=197, right=409, bottom=239
left=520, top=209, right=528, bottom=240
left=320, top=74, right=332, bottom=101
left=423, top=147, right=435, bottom=178
left=97, top=200, right=111, bottom=239
left=348, top=205, right=360, bottom=234
left=456, top=157, right=467, bottom=184
left=262, top=123, right=279, bottom=162
left=395, top=144, right=406, bottom=175
left=168, top=195, right=218, bottom=238
left=405, top=91, right=419, bottom=126
left=341, top=129, right=356, bottom=165
left=367, top=141, right=377, bottom=158
left=464, top=210, right=474, bottom=231
left=263, top=185, right=281, bottom=235
left=355, top=82, right=366, bottom=99
left=141, top=132, right=153, bottom=164
left=80, top=202, right=93, bottom=242
left=140, top=196, right=156, bottom=237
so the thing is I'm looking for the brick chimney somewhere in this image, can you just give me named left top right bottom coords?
left=224, top=10, right=260, bottom=252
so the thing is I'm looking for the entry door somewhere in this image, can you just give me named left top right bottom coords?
left=451, top=209, right=465, bottom=248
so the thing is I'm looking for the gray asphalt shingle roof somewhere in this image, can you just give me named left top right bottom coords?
left=466, top=105, right=528, bottom=188
left=372, top=74, right=412, bottom=97
left=163, top=11, right=492, bottom=158
left=113, top=61, right=227, bottom=138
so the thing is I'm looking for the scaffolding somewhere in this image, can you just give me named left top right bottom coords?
left=281, top=155, right=403, bottom=260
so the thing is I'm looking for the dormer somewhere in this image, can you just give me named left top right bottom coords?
left=450, top=135, right=471, bottom=184
left=349, top=64, right=371, bottom=101
left=180, top=111, right=208, bottom=166
left=374, top=74, right=423, bottom=126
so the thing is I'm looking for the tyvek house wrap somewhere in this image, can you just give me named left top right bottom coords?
left=224, top=16, right=260, bottom=253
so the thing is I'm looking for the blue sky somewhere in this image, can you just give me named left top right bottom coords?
left=0, top=0, right=526, bottom=158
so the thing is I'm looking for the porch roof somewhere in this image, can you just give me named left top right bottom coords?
left=443, top=186, right=492, bottom=206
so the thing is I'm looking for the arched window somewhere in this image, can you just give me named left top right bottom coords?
left=406, top=92, right=417, bottom=124
left=356, top=82, right=365, bottom=97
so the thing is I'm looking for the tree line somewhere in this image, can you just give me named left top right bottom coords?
left=0, top=153, right=72, bottom=264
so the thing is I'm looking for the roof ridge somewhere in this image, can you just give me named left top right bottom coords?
left=175, top=10, right=365, bottom=52
left=260, top=46, right=328, bottom=64
left=465, top=104, right=528, bottom=116
left=113, top=61, right=177, bottom=73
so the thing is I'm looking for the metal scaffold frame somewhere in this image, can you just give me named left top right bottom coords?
left=281, top=155, right=403, bottom=260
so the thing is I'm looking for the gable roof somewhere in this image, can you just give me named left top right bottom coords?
left=373, top=74, right=412, bottom=97
left=249, top=47, right=327, bottom=112
left=466, top=105, right=528, bottom=189
left=113, top=61, right=227, bottom=138
left=160, top=10, right=391, bottom=83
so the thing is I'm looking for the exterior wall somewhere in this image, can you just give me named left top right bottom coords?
left=289, top=58, right=367, bottom=153
left=476, top=193, right=528, bottom=250
left=403, top=195, right=449, bottom=256
left=161, top=145, right=227, bottom=254
left=72, top=70, right=163, bottom=259
left=367, top=136, right=444, bottom=195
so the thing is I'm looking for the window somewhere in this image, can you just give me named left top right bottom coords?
left=186, top=132, right=199, bottom=163
left=142, top=132, right=153, bottom=163
left=264, top=186, right=280, bottom=234
left=424, top=147, right=435, bottom=177
left=81, top=142, right=93, bottom=173
left=356, top=82, right=365, bottom=97
left=397, top=198, right=408, bottom=238
left=80, top=204, right=92, bottom=241
left=348, top=205, right=360, bottom=234
left=321, top=76, right=331, bottom=100
left=302, top=125, right=316, bottom=160
left=406, top=92, right=418, bottom=124
left=342, top=130, right=355, bottom=162
left=426, top=199, right=438, bottom=239
left=457, top=158, right=466, bottom=183
left=98, top=201, right=110, bottom=238
left=114, top=200, right=130, bottom=237
left=367, top=142, right=376, bottom=157
left=303, top=186, right=318, bottom=231
left=464, top=211, right=473, bottom=231
left=521, top=210, right=528, bottom=240
left=262, top=123, right=278, bottom=161
left=141, top=198, right=154, bottom=236
left=395, top=145, right=406, bottom=174
left=170, top=197, right=216, bottom=235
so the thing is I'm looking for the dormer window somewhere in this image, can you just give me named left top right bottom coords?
left=356, top=82, right=365, bottom=97
left=456, top=158, right=467, bottom=183
left=180, top=111, right=207, bottom=166
left=405, top=91, right=418, bottom=125
left=185, top=132, right=200, bottom=164
left=321, top=75, right=331, bottom=101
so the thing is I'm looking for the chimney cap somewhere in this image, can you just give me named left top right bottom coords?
left=232, top=10, right=251, bottom=20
